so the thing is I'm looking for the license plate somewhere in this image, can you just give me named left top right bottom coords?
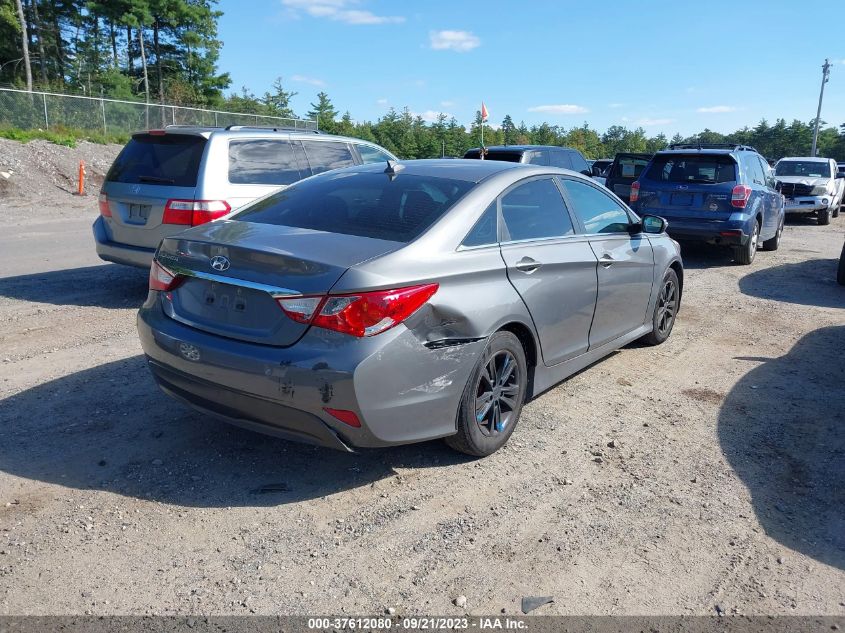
left=671, top=193, right=693, bottom=205
left=128, top=204, right=151, bottom=223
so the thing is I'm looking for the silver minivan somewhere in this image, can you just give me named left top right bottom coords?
left=93, top=125, right=398, bottom=267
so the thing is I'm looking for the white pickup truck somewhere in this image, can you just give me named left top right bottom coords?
left=774, top=157, right=845, bottom=225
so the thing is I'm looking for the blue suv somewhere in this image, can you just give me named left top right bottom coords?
left=629, top=144, right=785, bottom=264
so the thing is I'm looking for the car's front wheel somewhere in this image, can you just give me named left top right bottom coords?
left=446, top=331, right=527, bottom=457
left=818, top=207, right=831, bottom=225
left=733, top=220, right=759, bottom=265
left=640, top=267, right=680, bottom=346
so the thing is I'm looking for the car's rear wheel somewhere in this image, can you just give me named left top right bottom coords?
left=762, top=218, right=783, bottom=251
left=640, top=268, right=680, bottom=346
left=733, top=220, right=759, bottom=265
left=446, top=331, right=527, bottom=457
left=818, top=207, right=831, bottom=225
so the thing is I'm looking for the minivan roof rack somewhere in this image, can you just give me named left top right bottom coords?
left=223, top=124, right=322, bottom=133
left=669, top=142, right=758, bottom=152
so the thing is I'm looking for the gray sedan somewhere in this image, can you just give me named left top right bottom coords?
left=138, top=159, right=683, bottom=456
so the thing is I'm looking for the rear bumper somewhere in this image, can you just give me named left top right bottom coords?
left=661, top=216, right=752, bottom=246
left=137, top=296, right=484, bottom=450
left=783, top=196, right=828, bottom=214
left=92, top=217, right=156, bottom=268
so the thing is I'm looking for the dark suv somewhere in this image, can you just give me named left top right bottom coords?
left=464, top=145, right=592, bottom=176
left=629, top=144, right=785, bottom=264
left=604, top=152, right=653, bottom=203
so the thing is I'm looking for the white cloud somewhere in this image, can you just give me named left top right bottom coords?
left=697, top=105, right=737, bottom=113
left=638, top=117, right=675, bottom=126
left=429, top=30, right=481, bottom=52
left=376, top=98, right=389, bottom=106
left=414, top=110, right=452, bottom=122
left=291, top=74, right=326, bottom=87
left=282, top=0, right=404, bottom=24
left=527, top=104, right=589, bottom=115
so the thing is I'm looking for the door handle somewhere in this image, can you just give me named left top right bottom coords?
left=515, top=257, right=542, bottom=273
left=599, top=254, right=615, bottom=267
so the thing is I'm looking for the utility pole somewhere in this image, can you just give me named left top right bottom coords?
left=811, top=59, right=831, bottom=157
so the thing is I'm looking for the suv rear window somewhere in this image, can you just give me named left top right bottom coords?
left=643, top=154, right=737, bottom=184
left=106, top=134, right=206, bottom=187
left=228, top=139, right=304, bottom=186
left=233, top=172, right=473, bottom=243
left=609, top=155, right=650, bottom=179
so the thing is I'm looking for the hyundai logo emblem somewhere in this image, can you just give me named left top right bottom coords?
left=210, top=255, right=230, bottom=272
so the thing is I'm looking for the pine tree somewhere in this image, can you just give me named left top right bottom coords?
left=307, top=91, right=338, bottom=132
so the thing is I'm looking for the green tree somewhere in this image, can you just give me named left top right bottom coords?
left=307, top=91, right=339, bottom=132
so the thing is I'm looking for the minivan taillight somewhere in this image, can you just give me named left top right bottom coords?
left=149, top=260, right=184, bottom=292
left=163, top=199, right=231, bottom=226
left=98, top=192, right=112, bottom=217
left=731, top=185, right=752, bottom=208
left=277, top=283, right=439, bottom=337
left=629, top=181, right=641, bottom=203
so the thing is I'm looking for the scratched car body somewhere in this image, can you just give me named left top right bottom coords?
left=138, top=159, right=683, bottom=456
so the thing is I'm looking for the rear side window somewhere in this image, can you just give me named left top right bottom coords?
left=228, top=139, right=304, bottom=186
left=233, top=172, right=473, bottom=243
left=301, top=141, right=356, bottom=175
left=462, top=202, right=498, bottom=247
left=357, top=144, right=393, bottom=164
left=742, top=154, right=766, bottom=185
left=527, top=151, right=549, bottom=166
left=643, top=154, right=737, bottom=184
left=106, top=134, right=206, bottom=187
left=501, top=178, right=574, bottom=241
left=550, top=151, right=572, bottom=169
left=562, top=179, right=631, bottom=234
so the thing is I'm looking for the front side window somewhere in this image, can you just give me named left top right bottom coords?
left=233, top=172, right=473, bottom=243
left=562, top=179, right=632, bottom=234
left=357, top=144, right=393, bottom=164
left=228, top=139, right=303, bottom=186
left=301, top=141, right=356, bottom=175
left=568, top=151, right=590, bottom=174
left=500, top=178, right=574, bottom=242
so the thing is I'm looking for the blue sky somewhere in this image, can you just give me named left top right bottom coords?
left=217, top=0, right=845, bottom=137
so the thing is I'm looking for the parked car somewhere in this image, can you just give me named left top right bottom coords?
left=774, top=157, right=844, bottom=225
left=138, top=159, right=683, bottom=456
left=630, top=143, right=785, bottom=264
left=604, top=152, right=653, bottom=203
left=590, top=158, right=614, bottom=177
left=838, top=237, right=845, bottom=286
left=93, top=125, right=398, bottom=268
left=463, top=145, right=593, bottom=176
left=837, top=162, right=845, bottom=176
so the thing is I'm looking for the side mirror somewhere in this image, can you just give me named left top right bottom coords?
left=581, top=169, right=593, bottom=177
left=641, top=214, right=668, bottom=234
left=591, top=165, right=603, bottom=176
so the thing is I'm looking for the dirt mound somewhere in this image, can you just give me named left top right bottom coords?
left=0, top=138, right=122, bottom=203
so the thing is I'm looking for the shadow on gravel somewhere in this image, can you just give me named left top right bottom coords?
left=738, top=258, right=845, bottom=309
left=0, top=356, right=468, bottom=507
left=0, top=264, right=148, bottom=309
left=675, top=241, right=736, bottom=270
left=718, top=326, right=845, bottom=570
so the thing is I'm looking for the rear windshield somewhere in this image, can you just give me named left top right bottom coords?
left=609, top=155, right=651, bottom=179
left=643, top=154, right=737, bottom=184
left=775, top=161, right=831, bottom=178
left=232, top=171, right=474, bottom=243
left=464, top=149, right=523, bottom=163
left=106, top=134, right=206, bottom=187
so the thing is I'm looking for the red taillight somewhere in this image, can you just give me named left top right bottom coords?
left=163, top=199, right=231, bottom=226
left=629, top=181, right=640, bottom=203
left=731, top=185, right=752, bottom=208
left=148, top=260, right=184, bottom=292
left=98, top=192, right=112, bottom=217
left=323, top=408, right=361, bottom=428
left=148, top=129, right=166, bottom=136
left=277, top=283, right=439, bottom=337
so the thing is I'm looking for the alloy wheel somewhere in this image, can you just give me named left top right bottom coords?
left=475, top=350, right=521, bottom=436
left=656, top=278, right=678, bottom=336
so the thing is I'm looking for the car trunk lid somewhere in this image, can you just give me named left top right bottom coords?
left=157, top=221, right=402, bottom=346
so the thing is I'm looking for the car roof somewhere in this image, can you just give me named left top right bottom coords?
left=334, top=158, right=538, bottom=183
left=467, top=145, right=580, bottom=153
left=132, top=125, right=380, bottom=146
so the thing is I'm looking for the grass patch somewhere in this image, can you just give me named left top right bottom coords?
left=0, top=126, right=129, bottom=147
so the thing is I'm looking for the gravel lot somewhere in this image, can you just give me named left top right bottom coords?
left=0, top=139, right=843, bottom=616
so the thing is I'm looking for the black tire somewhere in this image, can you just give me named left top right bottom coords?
left=818, top=207, right=831, bottom=225
left=762, top=218, right=783, bottom=251
left=832, top=204, right=840, bottom=219
left=732, top=220, right=759, bottom=265
left=445, top=331, right=527, bottom=457
left=640, top=268, right=680, bottom=346
left=837, top=243, right=845, bottom=286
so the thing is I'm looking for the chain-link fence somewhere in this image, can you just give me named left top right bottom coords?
left=0, top=88, right=317, bottom=135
